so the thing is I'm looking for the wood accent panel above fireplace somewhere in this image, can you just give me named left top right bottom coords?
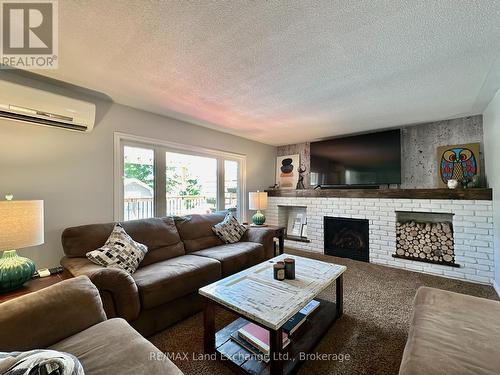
left=266, top=188, right=492, bottom=200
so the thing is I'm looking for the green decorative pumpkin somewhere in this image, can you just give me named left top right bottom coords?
left=0, top=250, right=35, bottom=293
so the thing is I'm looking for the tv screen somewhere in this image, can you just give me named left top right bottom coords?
left=310, top=129, right=401, bottom=187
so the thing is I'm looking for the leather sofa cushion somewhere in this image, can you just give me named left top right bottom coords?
left=51, top=318, right=182, bottom=375
left=133, top=255, right=221, bottom=309
left=174, top=213, right=226, bottom=252
left=62, top=217, right=185, bottom=266
left=192, top=242, right=266, bottom=276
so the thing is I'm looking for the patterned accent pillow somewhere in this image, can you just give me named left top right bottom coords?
left=212, top=213, right=247, bottom=244
left=86, top=223, right=148, bottom=274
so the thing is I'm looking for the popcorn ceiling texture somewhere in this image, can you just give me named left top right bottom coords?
left=277, top=115, right=484, bottom=189
left=31, top=1, right=500, bottom=145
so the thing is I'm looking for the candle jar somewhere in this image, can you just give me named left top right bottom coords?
left=284, top=258, right=295, bottom=279
left=273, top=262, right=285, bottom=281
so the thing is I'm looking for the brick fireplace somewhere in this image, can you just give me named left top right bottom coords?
left=265, top=190, right=494, bottom=285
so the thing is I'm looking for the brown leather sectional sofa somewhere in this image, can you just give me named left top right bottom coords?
left=61, top=213, right=275, bottom=336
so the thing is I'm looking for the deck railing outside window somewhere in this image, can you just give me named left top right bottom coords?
left=124, top=193, right=237, bottom=221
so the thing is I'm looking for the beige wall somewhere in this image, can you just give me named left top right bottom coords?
left=483, top=89, right=500, bottom=290
left=0, top=75, right=276, bottom=269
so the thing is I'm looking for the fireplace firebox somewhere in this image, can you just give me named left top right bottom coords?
left=324, top=217, right=369, bottom=262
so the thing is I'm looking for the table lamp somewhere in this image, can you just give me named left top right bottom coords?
left=0, top=195, right=44, bottom=292
left=249, top=191, right=268, bottom=226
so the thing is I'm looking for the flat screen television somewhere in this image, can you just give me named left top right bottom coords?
left=310, top=129, right=401, bottom=187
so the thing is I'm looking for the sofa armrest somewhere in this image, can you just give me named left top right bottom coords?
left=0, top=276, right=106, bottom=351
left=241, top=227, right=276, bottom=258
left=61, top=257, right=141, bottom=322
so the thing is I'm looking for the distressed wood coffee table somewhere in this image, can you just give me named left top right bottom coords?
left=199, top=254, right=346, bottom=375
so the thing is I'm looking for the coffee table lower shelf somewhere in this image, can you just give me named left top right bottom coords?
left=214, top=298, right=340, bottom=375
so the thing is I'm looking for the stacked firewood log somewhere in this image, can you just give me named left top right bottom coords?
left=396, top=221, right=454, bottom=263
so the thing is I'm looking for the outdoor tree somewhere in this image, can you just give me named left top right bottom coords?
left=166, top=166, right=181, bottom=194
left=125, top=162, right=202, bottom=207
left=124, top=163, right=154, bottom=188
left=178, top=177, right=202, bottom=210
left=181, top=178, right=201, bottom=196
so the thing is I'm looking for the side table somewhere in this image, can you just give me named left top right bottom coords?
left=268, top=225, right=286, bottom=255
left=0, top=269, right=73, bottom=304
left=247, top=224, right=286, bottom=255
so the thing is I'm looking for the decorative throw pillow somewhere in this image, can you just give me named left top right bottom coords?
left=86, top=223, right=148, bottom=274
left=212, top=213, right=247, bottom=244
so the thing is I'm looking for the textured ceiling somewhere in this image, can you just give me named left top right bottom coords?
left=35, top=0, right=500, bottom=145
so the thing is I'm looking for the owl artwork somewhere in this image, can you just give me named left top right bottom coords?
left=439, top=147, right=477, bottom=185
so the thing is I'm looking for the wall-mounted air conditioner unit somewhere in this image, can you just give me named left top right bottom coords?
left=0, top=80, right=96, bottom=132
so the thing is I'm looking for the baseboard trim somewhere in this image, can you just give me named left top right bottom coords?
left=493, top=280, right=500, bottom=298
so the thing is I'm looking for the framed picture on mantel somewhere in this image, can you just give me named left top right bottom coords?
left=276, top=154, right=300, bottom=189
left=437, top=142, right=480, bottom=188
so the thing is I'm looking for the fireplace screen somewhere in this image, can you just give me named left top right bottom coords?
left=324, top=217, right=369, bottom=262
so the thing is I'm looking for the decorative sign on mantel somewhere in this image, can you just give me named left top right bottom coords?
left=437, top=143, right=480, bottom=188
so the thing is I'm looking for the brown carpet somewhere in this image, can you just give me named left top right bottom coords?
left=150, top=249, right=498, bottom=375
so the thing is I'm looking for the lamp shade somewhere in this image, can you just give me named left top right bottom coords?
left=248, top=192, right=268, bottom=210
left=0, top=200, right=44, bottom=251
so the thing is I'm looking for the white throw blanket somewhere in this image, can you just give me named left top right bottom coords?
left=0, top=350, right=84, bottom=375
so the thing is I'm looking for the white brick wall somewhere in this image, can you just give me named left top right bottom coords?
left=267, top=197, right=495, bottom=285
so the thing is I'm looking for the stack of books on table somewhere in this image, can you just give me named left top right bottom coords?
left=282, top=299, right=320, bottom=335
left=231, top=323, right=290, bottom=362
left=230, top=300, right=320, bottom=361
